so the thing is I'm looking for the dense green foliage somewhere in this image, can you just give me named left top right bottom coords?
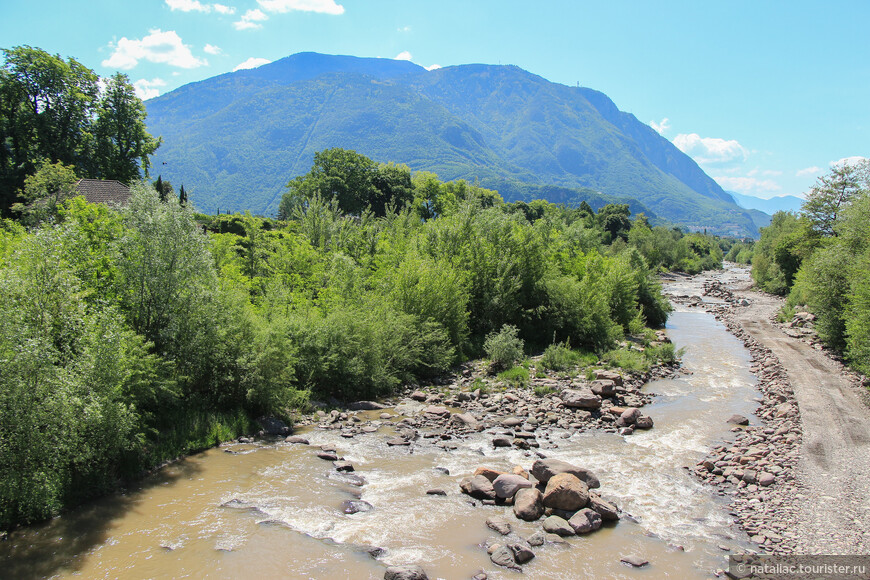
left=751, top=160, right=870, bottom=374
left=145, top=52, right=758, bottom=235
left=0, top=46, right=159, bottom=212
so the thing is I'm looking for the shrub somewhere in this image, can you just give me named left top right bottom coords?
left=484, top=324, right=524, bottom=371
left=540, top=341, right=582, bottom=371
left=498, top=365, right=530, bottom=387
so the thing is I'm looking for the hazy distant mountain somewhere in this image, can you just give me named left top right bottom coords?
left=728, top=191, right=804, bottom=215
left=146, top=52, right=759, bottom=235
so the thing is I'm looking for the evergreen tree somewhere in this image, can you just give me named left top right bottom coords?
left=179, top=184, right=187, bottom=206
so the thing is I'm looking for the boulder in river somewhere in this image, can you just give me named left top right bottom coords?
left=542, top=473, right=589, bottom=511
left=588, top=493, right=620, bottom=522
left=620, top=555, right=649, bottom=568
left=333, top=460, right=354, bottom=472
left=635, top=415, right=654, bottom=430
left=486, top=516, right=512, bottom=535
left=727, top=414, right=750, bottom=426
left=489, top=545, right=520, bottom=570
left=492, top=473, right=533, bottom=499
left=530, top=458, right=601, bottom=489
left=384, top=565, right=429, bottom=580
left=341, top=499, right=373, bottom=514
left=257, top=416, right=291, bottom=436
left=284, top=436, right=309, bottom=444
left=616, top=407, right=641, bottom=427
left=542, top=515, right=575, bottom=536
left=568, top=508, right=602, bottom=534
left=513, top=488, right=545, bottom=521
left=492, top=436, right=511, bottom=448
left=509, top=541, right=535, bottom=564
left=474, top=467, right=506, bottom=482
left=460, top=475, right=496, bottom=500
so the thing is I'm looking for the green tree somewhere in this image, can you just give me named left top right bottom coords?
left=0, top=46, right=160, bottom=213
left=92, top=73, right=160, bottom=183
left=597, top=203, right=632, bottom=242
left=11, top=159, right=78, bottom=224
left=802, top=160, right=870, bottom=237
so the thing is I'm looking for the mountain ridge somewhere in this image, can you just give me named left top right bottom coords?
left=146, top=52, right=759, bottom=235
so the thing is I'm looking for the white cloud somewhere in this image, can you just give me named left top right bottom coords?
left=425, top=63, right=442, bottom=71
left=398, top=25, right=411, bottom=32
left=650, top=117, right=670, bottom=135
left=394, top=51, right=412, bottom=61
left=257, top=0, right=344, bottom=14
left=234, top=8, right=268, bottom=29
left=102, top=30, right=207, bottom=70
left=714, top=176, right=782, bottom=195
left=166, top=0, right=211, bottom=12
left=673, top=133, right=748, bottom=166
left=797, top=166, right=822, bottom=177
left=233, top=57, right=271, bottom=71
left=166, top=0, right=237, bottom=14
left=133, top=78, right=167, bottom=100
left=830, top=156, right=868, bottom=168
left=204, top=43, right=222, bottom=55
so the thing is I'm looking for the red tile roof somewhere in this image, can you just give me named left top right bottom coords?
left=75, top=179, right=131, bottom=206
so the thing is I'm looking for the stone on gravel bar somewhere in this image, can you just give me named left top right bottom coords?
left=727, top=414, right=750, bottom=425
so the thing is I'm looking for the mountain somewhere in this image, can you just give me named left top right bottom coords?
left=145, top=52, right=759, bottom=236
left=728, top=191, right=804, bottom=215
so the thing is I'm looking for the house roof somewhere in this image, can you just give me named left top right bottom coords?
left=75, top=179, right=131, bottom=206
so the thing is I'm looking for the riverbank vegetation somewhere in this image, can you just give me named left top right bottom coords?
left=0, top=148, right=729, bottom=529
left=751, top=160, right=870, bottom=374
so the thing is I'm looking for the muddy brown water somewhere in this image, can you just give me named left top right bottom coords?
left=1, top=307, right=761, bottom=579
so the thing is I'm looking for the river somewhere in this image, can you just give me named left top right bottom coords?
left=1, top=289, right=762, bottom=579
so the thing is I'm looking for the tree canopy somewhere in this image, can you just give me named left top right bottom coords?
left=0, top=46, right=160, bottom=212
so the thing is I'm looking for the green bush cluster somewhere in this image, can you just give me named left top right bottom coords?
left=751, top=160, right=870, bottom=374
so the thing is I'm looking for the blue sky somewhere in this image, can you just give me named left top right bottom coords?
left=2, top=0, right=868, bottom=199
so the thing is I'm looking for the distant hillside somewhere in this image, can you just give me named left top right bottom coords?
left=728, top=190, right=804, bottom=215
left=146, top=52, right=759, bottom=235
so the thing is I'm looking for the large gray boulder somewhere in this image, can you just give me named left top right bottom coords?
left=542, top=473, right=589, bottom=511
left=530, top=458, right=601, bottom=489
left=568, top=508, right=603, bottom=534
left=492, top=473, right=533, bottom=499
left=460, top=475, right=496, bottom=500
left=588, top=493, right=620, bottom=522
left=542, top=515, right=575, bottom=536
left=590, top=379, right=617, bottom=398
left=512, top=488, right=544, bottom=521
left=561, top=388, right=602, bottom=410
left=449, top=412, right=482, bottom=430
